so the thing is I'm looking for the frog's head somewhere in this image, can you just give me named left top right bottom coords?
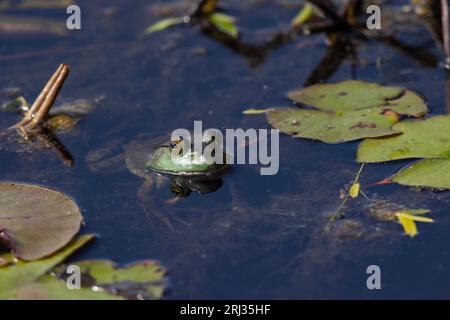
left=145, top=134, right=228, bottom=176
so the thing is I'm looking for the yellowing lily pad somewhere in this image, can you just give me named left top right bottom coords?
left=0, top=183, right=83, bottom=260
left=287, top=80, right=405, bottom=112
left=391, top=159, right=450, bottom=189
left=357, top=115, right=450, bottom=162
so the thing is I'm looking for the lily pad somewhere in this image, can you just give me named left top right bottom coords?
left=0, top=235, right=94, bottom=298
left=357, top=115, right=450, bottom=162
left=287, top=80, right=405, bottom=112
left=8, top=275, right=120, bottom=300
left=0, top=183, right=83, bottom=260
left=267, top=108, right=399, bottom=143
left=381, top=90, right=429, bottom=118
left=391, top=159, right=450, bottom=189
left=0, top=235, right=168, bottom=300
left=259, top=81, right=428, bottom=143
left=56, top=259, right=167, bottom=300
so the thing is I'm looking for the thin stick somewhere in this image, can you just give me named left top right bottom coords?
left=442, top=0, right=450, bottom=68
left=10, top=64, right=70, bottom=130
left=16, top=64, right=63, bottom=126
left=329, top=163, right=366, bottom=221
left=26, top=64, right=70, bottom=129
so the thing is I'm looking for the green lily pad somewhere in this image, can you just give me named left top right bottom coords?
left=357, top=115, right=450, bottom=162
left=8, top=275, right=120, bottom=300
left=0, top=235, right=94, bottom=298
left=0, top=183, right=83, bottom=260
left=380, top=90, right=429, bottom=118
left=287, top=80, right=405, bottom=112
left=267, top=108, right=399, bottom=143
left=257, top=81, right=428, bottom=143
left=0, top=235, right=168, bottom=300
left=55, top=259, right=167, bottom=300
left=391, top=159, right=450, bottom=189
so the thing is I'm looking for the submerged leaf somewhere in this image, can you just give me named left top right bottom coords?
left=0, top=183, right=83, bottom=260
left=0, top=15, right=67, bottom=36
left=1, top=96, right=28, bottom=112
left=391, top=159, right=450, bottom=189
left=357, top=115, right=450, bottom=163
left=145, top=17, right=184, bottom=34
left=207, top=13, right=239, bottom=38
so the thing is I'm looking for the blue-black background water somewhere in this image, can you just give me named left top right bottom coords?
left=0, top=0, right=449, bottom=299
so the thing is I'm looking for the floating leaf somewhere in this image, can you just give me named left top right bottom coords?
left=287, top=80, right=405, bottom=112
left=0, top=253, right=15, bottom=267
left=56, top=260, right=167, bottom=300
left=251, top=81, right=428, bottom=143
left=382, top=90, right=429, bottom=118
left=357, top=115, right=450, bottom=163
left=267, top=107, right=399, bottom=143
left=291, top=3, right=315, bottom=27
left=397, top=214, right=418, bottom=237
left=242, top=108, right=272, bottom=114
left=395, top=209, right=433, bottom=238
left=349, top=183, right=360, bottom=199
left=0, top=235, right=94, bottom=297
left=145, top=17, right=184, bottom=34
left=8, top=275, right=120, bottom=300
left=207, top=13, right=239, bottom=38
left=0, top=183, right=83, bottom=260
left=0, top=235, right=167, bottom=300
left=0, top=235, right=122, bottom=300
left=391, top=159, right=450, bottom=189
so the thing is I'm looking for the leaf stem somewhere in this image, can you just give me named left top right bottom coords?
left=329, top=163, right=365, bottom=221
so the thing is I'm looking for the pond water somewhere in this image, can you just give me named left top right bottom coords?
left=1, top=0, right=449, bottom=299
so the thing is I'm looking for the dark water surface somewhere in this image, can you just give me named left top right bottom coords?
left=1, top=0, right=449, bottom=299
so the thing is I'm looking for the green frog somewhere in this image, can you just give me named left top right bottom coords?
left=124, top=132, right=229, bottom=197
left=86, top=132, right=230, bottom=230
